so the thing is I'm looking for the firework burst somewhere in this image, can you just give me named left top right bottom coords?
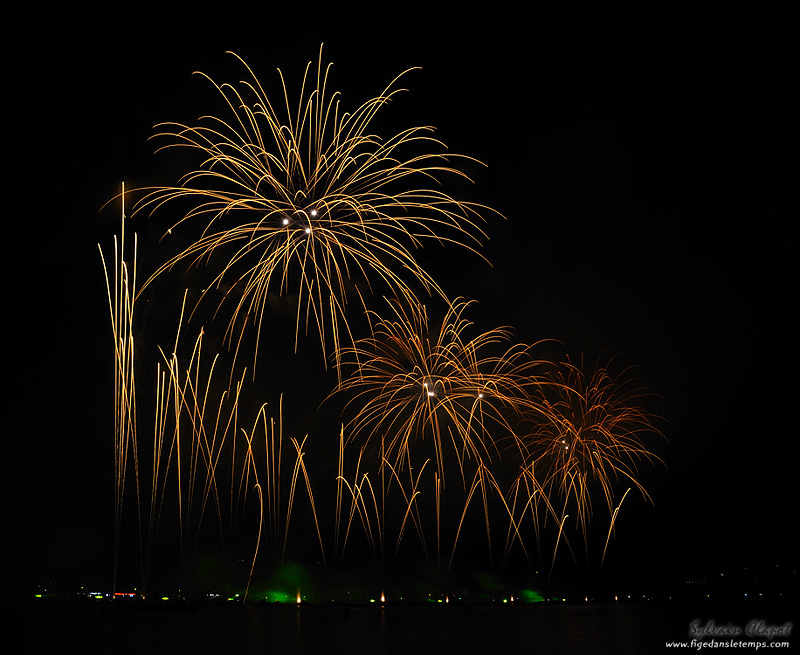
left=332, top=297, right=549, bottom=575
left=510, top=353, right=666, bottom=564
left=335, top=297, right=545, bottom=478
left=126, top=47, right=498, bottom=373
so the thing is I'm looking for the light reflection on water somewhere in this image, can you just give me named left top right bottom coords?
left=23, top=601, right=702, bottom=654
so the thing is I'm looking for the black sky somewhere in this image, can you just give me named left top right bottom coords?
left=8, top=8, right=798, bottom=595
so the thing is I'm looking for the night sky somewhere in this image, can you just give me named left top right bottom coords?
left=7, top=8, right=797, bottom=600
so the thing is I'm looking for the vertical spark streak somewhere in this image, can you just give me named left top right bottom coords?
left=99, top=182, right=141, bottom=594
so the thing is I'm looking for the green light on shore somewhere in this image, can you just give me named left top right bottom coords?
left=518, top=589, right=545, bottom=603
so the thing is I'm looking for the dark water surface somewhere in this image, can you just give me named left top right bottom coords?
left=20, top=599, right=793, bottom=654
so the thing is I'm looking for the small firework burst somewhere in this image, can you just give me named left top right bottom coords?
left=513, top=353, right=666, bottom=538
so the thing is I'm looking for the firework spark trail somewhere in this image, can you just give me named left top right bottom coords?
left=144, top=311, right=239, bottom=596
left=99, top=237, right=290, bottom=599
left=99, top=184, right=141, bottom=595
left=334, top=439, right=433, bottom=600
left=141, top=323, right=326, bottom=598
left=122, top=47, right=500, bottom=376
left=102, top=279, right=330, bottom=600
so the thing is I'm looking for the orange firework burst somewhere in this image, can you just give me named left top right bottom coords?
left=332, top=297, right=550, bottom=575
left=126, top=47, right=498, bottom=372
left=335, top=298, right=545, bottom=479
left=512, top=353, right=666, bottom=549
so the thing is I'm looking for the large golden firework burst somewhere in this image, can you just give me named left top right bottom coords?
left=128, top=47, right=498, bottom=372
